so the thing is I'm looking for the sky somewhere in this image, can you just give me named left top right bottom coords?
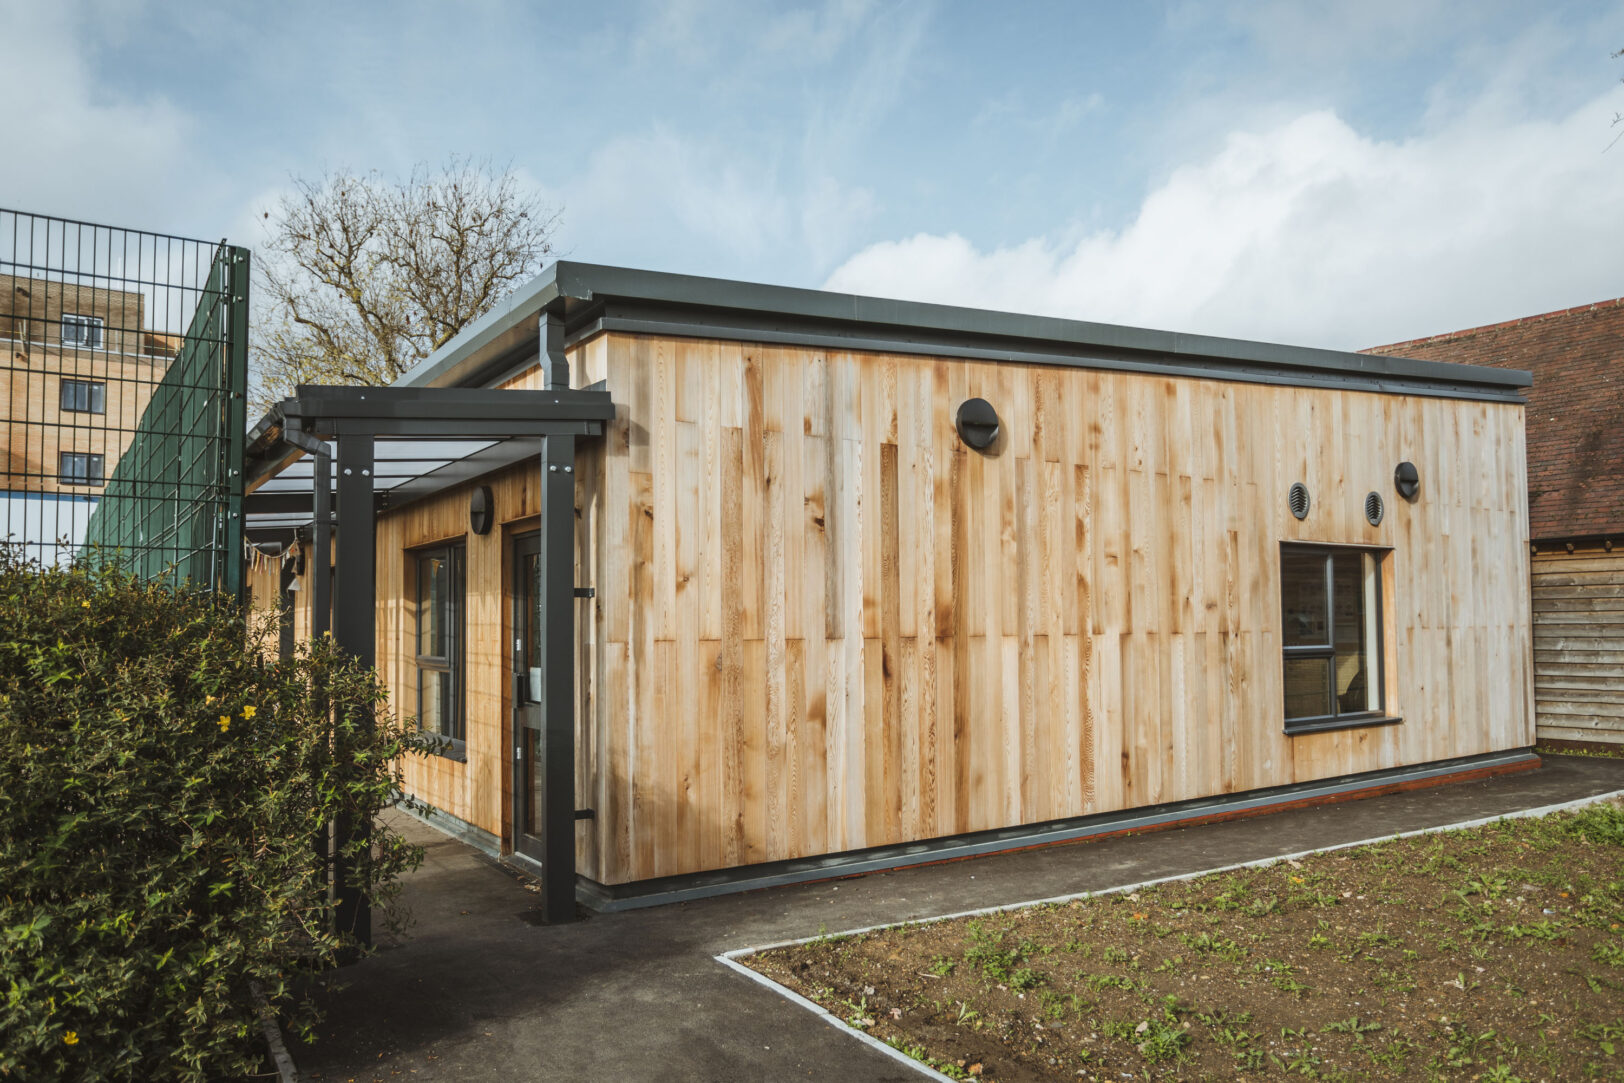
left=2, top=0, right=1622, bottom=351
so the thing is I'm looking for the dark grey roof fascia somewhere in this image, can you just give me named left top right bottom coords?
left=393, top=260, right=1532, bottom=401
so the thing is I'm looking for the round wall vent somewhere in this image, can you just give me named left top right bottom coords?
left=955, top=397, right=1000, bottom=451
left=1365, top=491, right=1385, bottom=526
left=1394, top=460, right=1420, bottom=501
left=1288, top=482, right=1311, bottom=520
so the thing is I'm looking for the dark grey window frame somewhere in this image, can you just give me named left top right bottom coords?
left=414, top=541, right=467, bottom=759
left=1279, top=541, right=1398, bottom=736
left=60, top=314, right=103, bottom=349
left=59, top=378, right=106, bottom=414
left=58, top=451, right=104, bottom=487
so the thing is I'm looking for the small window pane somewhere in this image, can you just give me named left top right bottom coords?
left=61, top=315, right=103, bottom=349
left=418, top=554, right=445, bottom=657
left=60, top=379, right=106, bottom=414
left=414, top=544, right=464, bottom=749
left=525, top=728, right=542, bottom=835
left=420, top=669, right=451, bottom=736
left=59, top=452, right=104, bottom=486
left=521, top=551, right=541, bottom=702
left=1284, top=656, right=1333, bottom=721
left=1281, top=550, right=1329, bottom=647
left=1331, top=552, right=1372, bottom=712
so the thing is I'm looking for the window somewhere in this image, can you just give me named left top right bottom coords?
left=60, top=378, right=106, bottom=414
left=59, top=452, right=104, bottom=487
left=1280, top=544, right=1390, bottom=733
left=415, top=544, right=466, bottom=755
left=60, top=315, right=103, bottom=349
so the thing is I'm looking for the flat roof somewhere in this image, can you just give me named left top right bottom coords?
left=396, top=261, right=1532, bottom=404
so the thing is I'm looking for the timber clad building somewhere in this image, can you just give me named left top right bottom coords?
left=1368, top=299, right=1624, bottom=748
left=246, top=263, right=1538, bottom=917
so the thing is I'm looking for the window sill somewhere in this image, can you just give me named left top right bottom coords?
left=428, top=740, right=467, bottom=763
left=1284, top=714, right=1403, bottom=737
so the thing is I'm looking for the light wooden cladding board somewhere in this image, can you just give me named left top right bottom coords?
left=567, top=333, right=1533, bottom=885
left=261, top=331, right=1534, bottom=886
left=1530, top=549, right=1624, bottom=745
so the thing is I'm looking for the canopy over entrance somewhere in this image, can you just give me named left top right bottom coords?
left=242, top=381, right=614, bottom=935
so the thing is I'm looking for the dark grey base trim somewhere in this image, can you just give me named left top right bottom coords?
left=396, top=800, right=502, bottom=858
left=576, top=748, right=1539, bottom=913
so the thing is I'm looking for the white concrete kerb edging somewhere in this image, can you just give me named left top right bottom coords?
left=716, top=787, right=1624, bottom=1082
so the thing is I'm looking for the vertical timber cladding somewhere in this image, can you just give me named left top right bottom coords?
left=371, top=451, right=547, bottom=844
left=1531, top=548, right=1624, bottom=744
left=569, top=331, right=1534, bottom=888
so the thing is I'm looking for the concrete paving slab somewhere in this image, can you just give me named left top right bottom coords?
left=296, top=753, right=1624, bottom=1082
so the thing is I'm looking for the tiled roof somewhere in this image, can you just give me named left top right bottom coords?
left=1364, top=298, right=1624, bottom=541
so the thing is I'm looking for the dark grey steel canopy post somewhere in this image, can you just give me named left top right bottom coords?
left=536, top=432, right=576, bottom=922
left=242, top=377, right=614, bottom=937
left=333, top=433, right=376, bottom=944
left=535, top=314, right=577, bottom=923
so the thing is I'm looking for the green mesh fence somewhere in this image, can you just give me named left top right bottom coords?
left=80, top=245, right=249, bottom=594
left=0, top=208, right=248, bottom=597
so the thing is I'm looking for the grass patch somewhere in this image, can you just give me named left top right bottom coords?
left=743, top=799, right=1624, bottom=1081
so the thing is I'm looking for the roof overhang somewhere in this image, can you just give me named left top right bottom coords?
left=394, top=260, right=1533, bottom=404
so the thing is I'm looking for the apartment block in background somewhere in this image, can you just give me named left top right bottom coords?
left=1, top=272, right=180, bottom=553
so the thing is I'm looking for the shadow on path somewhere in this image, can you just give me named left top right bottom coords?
left=297, top=753, right=1624, bottom=1082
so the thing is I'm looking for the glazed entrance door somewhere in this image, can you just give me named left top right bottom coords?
left=512, top=533, right=546, bottom=863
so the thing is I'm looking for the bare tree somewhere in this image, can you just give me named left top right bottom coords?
left=1612, top=47, right=1623, bottom=150
left=252, top=159, right=560, bottom=410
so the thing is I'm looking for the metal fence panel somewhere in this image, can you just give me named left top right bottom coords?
left=0, top=208, right=248, bottom=596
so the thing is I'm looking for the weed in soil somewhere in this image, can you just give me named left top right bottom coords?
left=743, top=800, right=1624, bottom=1081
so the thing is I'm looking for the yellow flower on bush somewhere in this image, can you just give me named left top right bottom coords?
left=242, top=705, right=257, bottom=720
left=63, top=1030, right=78, bottom=1046
left=218, top=715, right=230, bottom=732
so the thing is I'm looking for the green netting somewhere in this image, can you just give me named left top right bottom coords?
left=80, top=245, right=247, bottom=595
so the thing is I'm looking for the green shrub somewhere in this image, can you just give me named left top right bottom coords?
left=0, top=551, right=437, bottom=1081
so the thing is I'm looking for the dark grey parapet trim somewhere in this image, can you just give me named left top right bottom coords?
left=577, top=312, right=1523, bottom=403
left=396, top=261, right=1531, bottom=403
left=574, top=748, right=1539, bottom=912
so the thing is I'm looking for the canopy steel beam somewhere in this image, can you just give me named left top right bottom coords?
left=243, top=387, right=612, bottom=491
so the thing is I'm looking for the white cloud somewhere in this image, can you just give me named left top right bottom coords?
left=0, top=0, right=196, bottom=228
left=823, top=88, right=1624, bottom=349
left=557, top=130, right=792, bottom=268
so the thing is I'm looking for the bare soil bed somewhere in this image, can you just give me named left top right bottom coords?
left=743, top=801, right=1624, bottom=1081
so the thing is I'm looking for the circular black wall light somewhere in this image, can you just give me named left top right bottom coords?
left=1394, top=461, right=1420, bottom=501
left=1288, top=482, right=1311, bottom=520
left=955, top=397, right=1000, bottom=450
left=470, top=485, right=495, bottom=535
